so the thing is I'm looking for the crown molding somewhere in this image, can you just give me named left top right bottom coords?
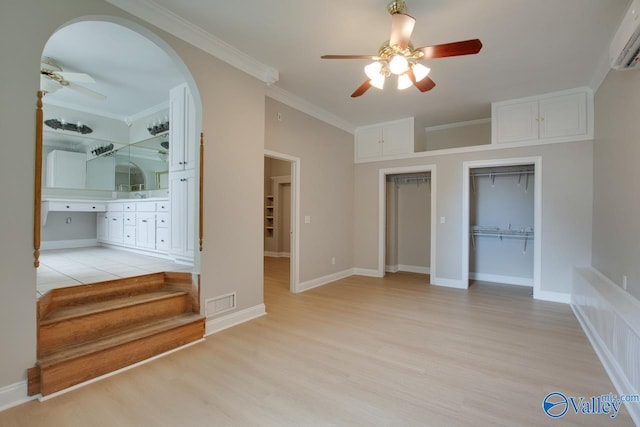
left=104, top=0, right=279, bottom=85
left=125, top=101, right=169, bottom=125
left=266, top=86, right=355, bottom=134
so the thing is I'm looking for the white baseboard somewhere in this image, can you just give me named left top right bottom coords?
left=398, top=265, right=430, bottom=275
left=353, top=268, right=382, bottom=277
left=0, top=381, right=36, bottom=412
left=40, top=239, right=98, bottom=250
left=297, top=269, right=354, bottom=293
left=534, top=289, right=570, bottom=303
left=571, top=267, right=640, bottom=425
left=264, top=251, right=290, bottom=258
left=430, top=276, right=467, bottom=289
left=205, top=304, right=266, bottom=336
left=470, top=272, right=533, bottom=287
left=385, top=265, right=399, bottom=273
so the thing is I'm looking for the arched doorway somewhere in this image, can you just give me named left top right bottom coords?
left=35, top=18, right=203, bottom=294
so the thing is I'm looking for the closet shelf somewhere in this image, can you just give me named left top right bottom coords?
left=470, top=225, right=534, bottom=253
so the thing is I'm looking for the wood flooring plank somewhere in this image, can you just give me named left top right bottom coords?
left=0, top=257, right=633, bottom=425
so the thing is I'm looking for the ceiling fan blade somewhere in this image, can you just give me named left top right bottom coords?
left=67, top=82, right=107, bottom=101
left=351, top=80, right=372, bottom=98
left=389, top=13, right=416, bottom=50
left=321, top=54, right=379, bottom=60
left=416, top=39, right=483, bottom=59
left=408, top=68, right=436, bottom=92
left=58, top=72, right=95, bottom=84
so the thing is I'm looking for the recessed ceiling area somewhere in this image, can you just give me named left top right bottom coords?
left=42, top=21, right=185, bottom=120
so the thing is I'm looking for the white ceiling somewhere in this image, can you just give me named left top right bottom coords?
left=46, top=1, right=630, bottom=130
left=42, top=21, right=184, bottom=120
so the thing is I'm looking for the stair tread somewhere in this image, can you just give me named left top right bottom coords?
left=38, top=313, right=204, bottom=366
left=41, top=289, right=189, bottom=325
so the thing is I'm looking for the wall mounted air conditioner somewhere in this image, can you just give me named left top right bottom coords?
left=611, top=0, right=640, bottom=70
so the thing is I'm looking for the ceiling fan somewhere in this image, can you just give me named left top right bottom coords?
left=321, top=0, right=482, bottom=97
left=40, top=57, right=106, bottom=101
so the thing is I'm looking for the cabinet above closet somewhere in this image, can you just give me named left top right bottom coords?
left=491, top=87, right=593, bottom=145
left=354, top=117, right=414, bottom=163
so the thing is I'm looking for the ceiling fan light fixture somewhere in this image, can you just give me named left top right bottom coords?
left=364, top=61, right=383, bottom=80
left=397, top=73, right=412, bottom=90
left=412, top=63, right=431, bottom=82
left=370, top=74, right=385, bottom=90
left=389, top=55, right=409, bottom=75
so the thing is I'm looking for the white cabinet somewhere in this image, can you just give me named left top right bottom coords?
left=46, top=150, right=86, bottom=189
left=169, top=83, right=196, bottom=172
left=492, top=88, right=592, bottom=145
left=355, top=117, right=414, bottom=162
left=169, top=170, right=195, bottom=262
left=136, top=212, right=156, bottom=250
left=96, top=199, right=168, bottom=254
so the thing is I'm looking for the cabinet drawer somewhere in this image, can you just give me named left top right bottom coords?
left=124, top=212, right=136, bottom=225
left=108, top=203, right=124, bottom=212
left=124, top=226, right=136, bottom=245
left=156, top=201, right=169, bottom=212
left=48, top=201, right=107, bottom=212
left=156, top=228, right=169, bottom=251
left=136, top=202, right=156, bottom=212
left=124, top=203, right=136, bottom=212
left=156, top=213, right=169, bottom=228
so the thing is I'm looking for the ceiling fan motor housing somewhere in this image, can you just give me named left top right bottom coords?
left=387, top=0, right=407, bottom=15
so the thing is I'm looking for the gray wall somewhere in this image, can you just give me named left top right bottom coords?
left=354, top=141, right=593, bottom=294
left=426, top=122, right=491, bottom=151
left=593, top=69, right=640, bottom=300
left=0, top=0, right=266, bottom=389
left=264, top=97, right=354, bottom=281
left=394, top=180, right=431, bottom=270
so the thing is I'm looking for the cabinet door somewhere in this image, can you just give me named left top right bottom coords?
left=169, top=169, right=195, bottom=260
left=136, top=213, right=156, bottom=249
left=108, top=213, right=124, bottom=244
left=46, top=150, right=87, bottom=188
left=124, top=226, right=136, bottom=246
left=381, top=121, right=412, bottom=156
left=494, top=101, right=539, bottom=144
left=169, top=84, right=186, bottom=172
left=355, top=126, right=382, bottom=161
left=183, top=87, right=197, bottom=171
left=539, top=92, right=587, bottom=140
left=96, top=214, right=109, bottom=242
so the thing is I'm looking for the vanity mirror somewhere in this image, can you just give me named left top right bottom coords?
left=44, top=130, right=169, bottom=192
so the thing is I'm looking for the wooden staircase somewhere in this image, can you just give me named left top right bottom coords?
left=28, top=272, right=205, bottom=397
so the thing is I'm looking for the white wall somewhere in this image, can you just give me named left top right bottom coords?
left=593, top=69, right=640, bottom=300
left=354, top=141, right=592, bottom=297
left=0, top=0, right=266, bottom=393
left=426, top=122, right=491, bottom=151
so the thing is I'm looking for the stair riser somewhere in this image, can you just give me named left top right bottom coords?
left=39, top=295, right=190, bottom=357
left=40, top=319, right=204, bottom=396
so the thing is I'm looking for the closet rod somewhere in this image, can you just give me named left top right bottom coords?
left=470, top=170, right=534, bottom=178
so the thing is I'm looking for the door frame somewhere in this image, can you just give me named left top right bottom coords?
left=461, top=156, right=542, bottom=297
left=378, top=165, right=437, bottom=279
left=264, top=150, right=300, bottom=293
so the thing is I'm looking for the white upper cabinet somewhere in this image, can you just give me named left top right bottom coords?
left=492, top=87, right=592, bottom=145
left=169, top=83, right=196, bottom=172
left=355, top=117, right=414, bottom=163
left=46, top=150, right=87, bottom=189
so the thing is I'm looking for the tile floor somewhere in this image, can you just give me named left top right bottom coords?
left=37, top=246, right=192, bottom=297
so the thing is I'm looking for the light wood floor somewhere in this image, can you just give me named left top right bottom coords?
left=0, top=257, right=633, bottom=426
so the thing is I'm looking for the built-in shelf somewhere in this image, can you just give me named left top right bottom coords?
left=265, top=195, right=275, bottom=237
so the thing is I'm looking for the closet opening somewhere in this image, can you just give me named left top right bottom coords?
left=380, top=167, right=435, bottom=281
left=462, top=158, right=542, bottom=296
left=263, top=153, right=299, bottom=293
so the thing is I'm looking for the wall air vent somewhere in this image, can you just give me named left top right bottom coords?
left=611, top=0, right=640, bottom=70
left=205, top=292, right=236, bottom=317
